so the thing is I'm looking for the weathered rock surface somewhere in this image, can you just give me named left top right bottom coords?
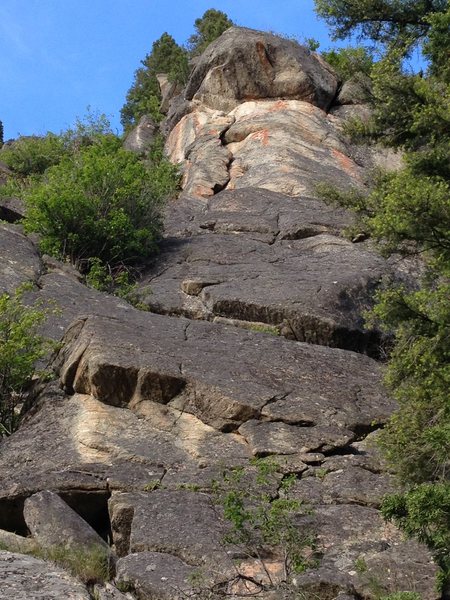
left=0, top=223, right=41, bottom=294
left=0, top=530, right=38, bottom=554
left=0, top=551, right=91, bottom=599
left=185, top=27, right=338, bottom=112
left=55, top=312, right=393, bottom=431
left=123, top=115, right=157, bottom=154
left=0, top=196, right=25, bottom=222
left=138, top=189, right=388, bottom=354
left=0, top=26, right=438, bottom=600
left=116, top=552, right=197, bottom=599
left=167, top=100, right=366, bottom=198
left=24, top=490, right=108, bottom=550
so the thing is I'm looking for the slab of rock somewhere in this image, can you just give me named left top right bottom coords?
left=55, top=312, right=392, bottom=432
left=293, top=504, right=438, bottom=600
left=0, top=529, right=38, bottom=554
left=24, top=490, right=108, bottom=551
left=0, top=389, right=247, bottom=520
left=116, top=552, right=198, bottom=600
left=138, top=230, right=388, bottom=354
left=238, top=420, right=355, bottom=456
left=167, top=100, right=365, bottom=198
left=0, top=223, right=41, bottom=294
left=185, top=27, right=338, bottom=112
left=288, top=465, right=396, bottom=508
left=0, top=551, right=91, bottom=599
left=109, top=490, right=233, bottom=573
left=163, top=188, right=353, bottom=243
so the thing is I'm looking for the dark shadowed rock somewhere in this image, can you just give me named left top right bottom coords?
left=0, top=551, right=91, bottom=599
left=185, top=27, right=338, bottom=112
left=0, top=196, right=26, bottom=223
left=138, top=228, right=388, bottom=354
left=24, top=490, right=108, bottom=550
left=123, top=115, right=157, bottom=154
left=160, top=96, right=193, bottom=137
left=0, top=161, right=12, bottom=185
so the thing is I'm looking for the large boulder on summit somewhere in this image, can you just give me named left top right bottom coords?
left=185, top=27, right=338, bottom=112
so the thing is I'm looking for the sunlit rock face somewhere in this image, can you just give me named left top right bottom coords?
left=0, top=26, right=436, bottom=600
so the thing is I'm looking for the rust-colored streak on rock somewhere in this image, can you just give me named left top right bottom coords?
left=269, top=99, right=289, bottom=112
left=255, top=41, right=273, bottom=76
left=332, top=148, right=359, bottom=177
left=250, top=129, right=270, bottom=146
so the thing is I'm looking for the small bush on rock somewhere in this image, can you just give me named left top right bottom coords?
left=0, top=284, right=52, bottom=436
left=23, top=135, right=173, bottom=271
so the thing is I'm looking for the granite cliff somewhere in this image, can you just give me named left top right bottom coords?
left=0, top=27, right=437, bottom=600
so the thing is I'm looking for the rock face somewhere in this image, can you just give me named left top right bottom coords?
left=138, top=188, right=388, bottom=355
left=185, top=27, right=338, bottom=112
left=0, top=551, right=91, bottom=600
left=24, top=490, right=109, bottom=551
left=123, top=115, right=157, bottom=154
left=0, top=26, right=438, bottom=600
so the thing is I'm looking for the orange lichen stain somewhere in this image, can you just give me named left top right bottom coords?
left=269, top=99, right=288, bottom=112
left=194, top=185, right=214, bottom=198
left=250, top=129, right=270, bottom=146
left=332, top=148, right=359, bottom=175
left=256, top=40, right=273, bottom=74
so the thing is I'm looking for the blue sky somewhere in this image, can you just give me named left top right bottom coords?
left=1, top=1, right=343, bottom=139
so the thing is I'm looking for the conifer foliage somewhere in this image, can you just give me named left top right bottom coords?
left=315, top=0, right=450, bottom=592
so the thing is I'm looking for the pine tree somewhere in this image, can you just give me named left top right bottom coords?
left=188, top=9, right=234, bottom=55
left=316, top=1, right=450, bottom=592
left=120, top=33, right=189, bottom=130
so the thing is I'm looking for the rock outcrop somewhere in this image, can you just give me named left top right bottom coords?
left=0, top=26, right=438, bottom=600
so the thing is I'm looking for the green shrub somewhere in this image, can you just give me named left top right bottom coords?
left=0, top=134, right=67, bottom=177
left=23, top=135, right=172, bottom=270
left=382, top=484, right=450, bottom=593
left=0, top=111, right=113, bottom=179
left=321, top=46, right=374, bottom=80
left=0, top=284, right=52, bottom=436
left=212, top=458, right=316, bottom=587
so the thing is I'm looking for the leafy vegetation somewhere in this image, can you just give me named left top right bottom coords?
left=120, top=32, right=189, bottom=129
left=0, top=285, right=53, bottom=436
left=212, top=458, right=316, bottom=591
left=1, top=115, right=179, bottom=297
left=315, top=0, right=450, bottom=593
left=23, top=135, right=165, bottom=269
left=321, top=46, right=374, bottom=80
left=0, top=120, right=4, bottom=147
left=188, top=9, right=234, bottom=56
